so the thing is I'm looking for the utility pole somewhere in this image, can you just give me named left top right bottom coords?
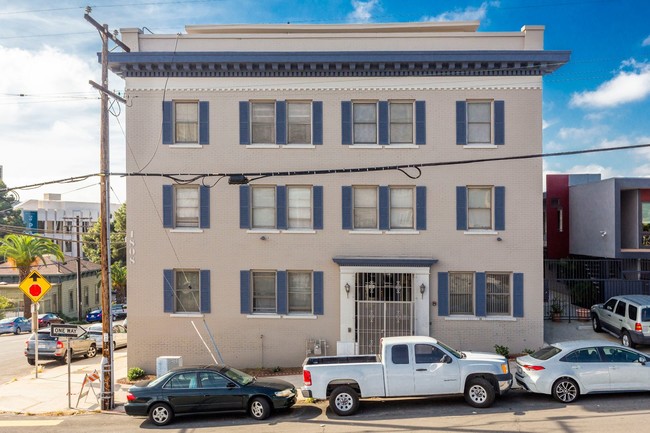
left=84, top=8, right=129, bottom=411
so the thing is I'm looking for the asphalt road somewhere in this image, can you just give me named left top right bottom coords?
left=1, top=389, right=649, bottom=432
left=0, top=331, right=35, bottom=384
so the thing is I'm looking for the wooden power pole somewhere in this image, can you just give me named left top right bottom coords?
left=84, top=9, right=129, bottom=411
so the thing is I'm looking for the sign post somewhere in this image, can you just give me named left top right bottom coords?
left=19, top=270, right=52, bottom=379
left=51, top=325, right=87, bottom=409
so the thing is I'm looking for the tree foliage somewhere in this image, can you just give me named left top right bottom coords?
left=0, top=180, right=25, bottom=238
left=82, top=203, right=126, bottom=266
left=0, top=234, right=64, bottom=317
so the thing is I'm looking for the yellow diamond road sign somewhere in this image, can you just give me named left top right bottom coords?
left=18, top=270, right=52, bottom=303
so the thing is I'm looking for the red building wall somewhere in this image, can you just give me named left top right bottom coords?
left=546, top=175, right=570, bottom=259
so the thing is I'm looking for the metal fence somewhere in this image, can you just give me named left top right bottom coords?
left=0, top=307, right=24, bottom=319
left=544, top=259, right=650, bottom=321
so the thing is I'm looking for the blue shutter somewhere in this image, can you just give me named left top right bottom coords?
left=162, top=101, right=173, bottom=144
left=240, top=270, right=251, bottom=314
left=163, top=269, right=173, bottom=313
left=200, top=270, right=211, bottom=313
left=378, top=101, right=388, bottom=145
left=438, top=272, right=449, bottom=316
left=456, top=101, right=467, bottom=145
left=313, top=186, right=323, bottom=230
left=415, top=100, right=426, bottom=145
left=199, top=101, right=209, bottom=145
left=494, top=100, right=505, bottom=145
left=276, top=185, right=287, bottom=230
left=199, top=185, right=210, bottom=229
left=277, top=271, right=287, bottom=315
left=341, top=101, right=352, bottom=145
left=495, top=186, right=505, bottom=231
left=239, top=185, right=250, bottom=229
left=162, top=185, right=173, bottom=228
left=379, top=186, right=389, bottom=230
left=342, top=186, right=352, bottom=230
left=416, top=186, right=426, bottom=230
left=312, top=101, right=323, bottom=145
left=475, top=272, right=486, bottom=317
left=313, top=271, right=324, bottom=315
left=456, top=186, right=467, bottom=230
left=276, top=100, right=286, bottom=145
left=239, top=101, right=250, bottom=145
left=513, top=273, right=524, bottom=317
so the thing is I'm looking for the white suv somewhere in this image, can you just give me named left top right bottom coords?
left=591, top=295, right=650, bottom=348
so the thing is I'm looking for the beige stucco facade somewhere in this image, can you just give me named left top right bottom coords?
left=111, top=22, right=568, bottom=372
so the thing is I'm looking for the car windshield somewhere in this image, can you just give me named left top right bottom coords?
left=642, top=308, right=650, bottom=322
left=221, top=366, right=255, bottom=386
left=530, top=346, right=562, bottom=360
left=436, top=340, right=464, bottom=359
left=30, top=333, right=57, bottom=341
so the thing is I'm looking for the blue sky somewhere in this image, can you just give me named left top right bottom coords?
left=1, top=0, right=649, bottom=204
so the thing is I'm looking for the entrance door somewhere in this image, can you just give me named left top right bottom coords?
left=355, top=272, right=415, bottom=355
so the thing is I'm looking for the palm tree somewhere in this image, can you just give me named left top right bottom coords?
left=0, top=234, right=64, bottom=318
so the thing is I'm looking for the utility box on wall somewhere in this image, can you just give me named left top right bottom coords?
left=156, top=356, right=182, bottom=377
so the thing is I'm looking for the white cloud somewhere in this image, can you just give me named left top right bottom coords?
left=570, top=59, right=650, bottom=108
left=643, top=35, right=650, bottom=46
left=632, top=165, right=650, bottom=177
left=347, top=0, right=380, bottom=23
left=422, top=1, right=498, bottom=22
left=557, top=126, right=604, bottom=141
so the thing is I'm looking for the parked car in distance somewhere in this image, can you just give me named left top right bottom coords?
left=302, top=336, right=512, bottom=416
left=86, top=323, right=127, bottom=350
left=515, top=340, right=650, bottom=403
left=0, top=317, right=32, bottom=335
left=86, top=309, right=102, bottom=323
left=37, top=313, right=64, bottom=328
left=591, top=294, right=650, bottom=347
left=24, top=328, right=97, bottom=365
left=125, top=365, right=296, bottom=426
left=86, top=304, right=128, bottom=323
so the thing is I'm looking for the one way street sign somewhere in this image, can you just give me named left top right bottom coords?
left=50, top=324, right=87, bottom=338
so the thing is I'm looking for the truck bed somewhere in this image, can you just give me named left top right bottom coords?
left=304, top=355, right=379, bottom=365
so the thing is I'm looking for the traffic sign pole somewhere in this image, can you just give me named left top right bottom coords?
left=68, top=337, right=72, bottom=409
left=33, top=302, right=39, bottom=379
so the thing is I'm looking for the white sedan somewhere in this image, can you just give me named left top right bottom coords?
left=515, top=340, right=650, bottom=403
left=86, top=323, right=128, bottom=351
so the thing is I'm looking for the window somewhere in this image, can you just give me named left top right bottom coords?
left=353, top=103, right=377, bottom=144
left=68, top=291, right=74, bottom=311
left=390, top=103, right=413, bottom=144
left=288, top=271, right=312, bottom=314
left=175, top=186, right=200, bottom=228
left=467, top=102, right=491, bottom=144
left=84, top=286, right=89, bottom=307
left=95, top=286, right=99, bottom=304
left=165, top=372, right=198, bottom=389
left=199, top=372, right=230, bottom=388
left=353, top=186, right=378, bottom=229
left=288, top=186, right=311, bottom=229
left=252, top=186, right=276, bottom=229
left=628, top=304, right=638, bottom=321
left=615, top=301, right=626, bottom=317
left=602, top=347, right=644, bottom=363
left=390, top=187, right=414, bottom=229
left=486, top=273, right=510, bottom=315
left=391, top=344, right=409, bottom=364
left=449, top=272, right=474, bottom=315
left=174, top=270, right=200, bottom=313
left=468, top=187, right=492, bottom=230
left=562, top=348, right=601, bottom=363
left=174, top=102, right=198, bottom=143
left=415, top=344, right=446, bottom=363
left=252, top=271, right=276, bottom=313
left=287, top=102, right=311, bottom=144
left=251, top=102, right=275, bottom=144
left=604, top=298, right=617, bottom=312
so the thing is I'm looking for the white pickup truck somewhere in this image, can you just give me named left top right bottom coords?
left=302, top=336, right=512, bottom=415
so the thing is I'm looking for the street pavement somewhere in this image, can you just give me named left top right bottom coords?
left=0, top=318, right=641, bottom=416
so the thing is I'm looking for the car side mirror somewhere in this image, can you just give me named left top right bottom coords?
left=639, top=356, right=646, bottom=365
left=227, top=382, right=237, bottom=389
left=441, top=354, right=451, bottom=364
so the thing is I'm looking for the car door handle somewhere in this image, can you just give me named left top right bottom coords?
left=416, top=368, right=427, bottom=372
left=572, top=366, right=581, bottom=369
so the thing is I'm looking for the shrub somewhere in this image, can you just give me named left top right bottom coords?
left=127, top=367, right=146, bottom=381
left=494, top=344, right=510, bottom=358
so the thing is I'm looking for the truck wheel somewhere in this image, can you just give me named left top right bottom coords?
left=330, top=385, right=360, bottom=416
left=464, top=377, right=495, bottom=408
left=592, top=315, right=602, bottom=332
left=621, top=330, right=636, bottom=348
left=552, top=378, right=579, bottom=403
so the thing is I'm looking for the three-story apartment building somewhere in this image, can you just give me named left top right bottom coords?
left=108, top=21, right=569, bottom=370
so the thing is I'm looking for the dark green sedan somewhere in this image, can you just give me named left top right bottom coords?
left=125, top=365, right=297, bottom=426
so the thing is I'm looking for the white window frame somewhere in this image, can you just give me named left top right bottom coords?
left=353, top=102, right=378, bottom=145
left=287, top=186, right=312, bottom=229
left=449, top=272, right=474, bottom=315
left=467, top=186, right=493, bottom=230
left=486, top=272, right=511, bottom=316
left=287, top=101, right=312, bottom=145
left=174, top=269, right=200, bottom=313
left=288, top=271, right=313, bottom=314
left=251, top=101, right=276, bottom=144
left=174, top=185, right=200, bottom=228
left=251, top=186, right=276, bottom=229
left=174, top=101, right=199, bottom=144
left=353, top=186, right=378, bottom=230
left=466, top=100, right=492, bottom=145
left=389, top=186, right=414, bottom=230
left=252, top=271, right=277, bottom=314
left=389, top=101, right=414, bottom=144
